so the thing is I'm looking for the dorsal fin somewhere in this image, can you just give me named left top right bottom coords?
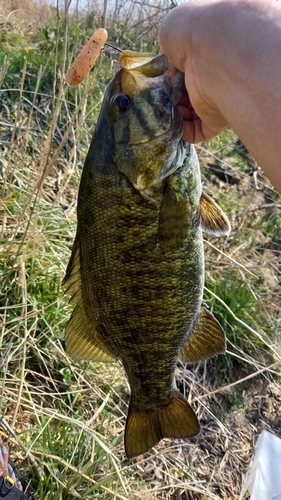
left=63, top=236, right=116, bottom=362
left=200, top=192, right=231, bottom=236
left=62, top=235, right=83, bottom=305
left=179, top=307, right=226, bottom=363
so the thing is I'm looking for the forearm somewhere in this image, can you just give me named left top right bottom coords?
left=160, top=0, right=281, bottom=192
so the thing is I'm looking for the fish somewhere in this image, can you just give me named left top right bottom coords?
left=63, top=51, right=231, bottom=459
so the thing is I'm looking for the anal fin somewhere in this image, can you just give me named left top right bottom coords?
left=65, top=303, right=116, bottom=362
left=179, top=307, right=226, bottom=363
left=200, top=192, right=231, bottom=236
left=124, top=393, right=200, bottom=459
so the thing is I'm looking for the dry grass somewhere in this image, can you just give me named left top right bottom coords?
left=0, top=0, right=51, bottom=26
left=0, top=2, right=280, bottom=499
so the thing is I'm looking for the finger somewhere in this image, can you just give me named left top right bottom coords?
left=182, top=118, right=228, bottom=143
left=177, top=92, right=190, bottom=107
left=182, top=119, right=199, bottom=143
left=177, top=103, right=199, bottom=121
left=182, top=119, right=215, bottom=143
left=177, top=105, right=191, bottom=121
left=166, top=62, right=178, bottom=77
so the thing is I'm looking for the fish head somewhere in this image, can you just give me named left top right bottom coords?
left=106, top=52, right=186, bottom=190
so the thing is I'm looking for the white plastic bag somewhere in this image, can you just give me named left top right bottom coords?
left=240, top=430, right=281, bottom=500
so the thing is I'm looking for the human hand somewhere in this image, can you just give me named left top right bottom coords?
left=160, top=2, right=229, bottom=143
left=161, top=0, right=281, bottom=193
left=175, top=87, right=228, bottom=143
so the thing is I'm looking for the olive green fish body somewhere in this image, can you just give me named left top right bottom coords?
left=80, top=145, right=203, bottom=407
left=64, top=52, right=230, bottom=458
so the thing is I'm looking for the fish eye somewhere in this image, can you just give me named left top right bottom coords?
left=111, top=93, right=130, bottom=112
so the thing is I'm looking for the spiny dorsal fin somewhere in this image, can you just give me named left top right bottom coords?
left=125, top=393, right=200, bottom=459
left=179, top=307, right=226, bottom=363
left=63, top=235, right=116, bottom=363
left=200, top=192, right=231, bottom=236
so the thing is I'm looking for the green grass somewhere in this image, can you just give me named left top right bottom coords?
left=0, top=2, right=280, bottom=499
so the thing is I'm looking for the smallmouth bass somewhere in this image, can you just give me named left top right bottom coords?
left=63, top=52, right=231, bottom=458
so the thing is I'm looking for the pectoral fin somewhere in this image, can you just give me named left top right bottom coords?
left=200, top=192, right=231, bottom=236
left=179, top=307, right=226, bottom=363
left=63, top=235, right=116, bottom=363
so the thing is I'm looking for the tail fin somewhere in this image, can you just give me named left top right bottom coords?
left=124, top=393, right=200, bottom=459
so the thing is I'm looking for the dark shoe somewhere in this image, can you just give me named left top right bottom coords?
left=0, top=476, right=35, bottom=499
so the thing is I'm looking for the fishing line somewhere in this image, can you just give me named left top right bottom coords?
left=103, top=42, right=123, bottom=53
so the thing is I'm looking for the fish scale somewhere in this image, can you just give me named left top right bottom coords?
left=89, top=182, right=201, bottom=337
left=63, top=51, right=231, bottom=458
